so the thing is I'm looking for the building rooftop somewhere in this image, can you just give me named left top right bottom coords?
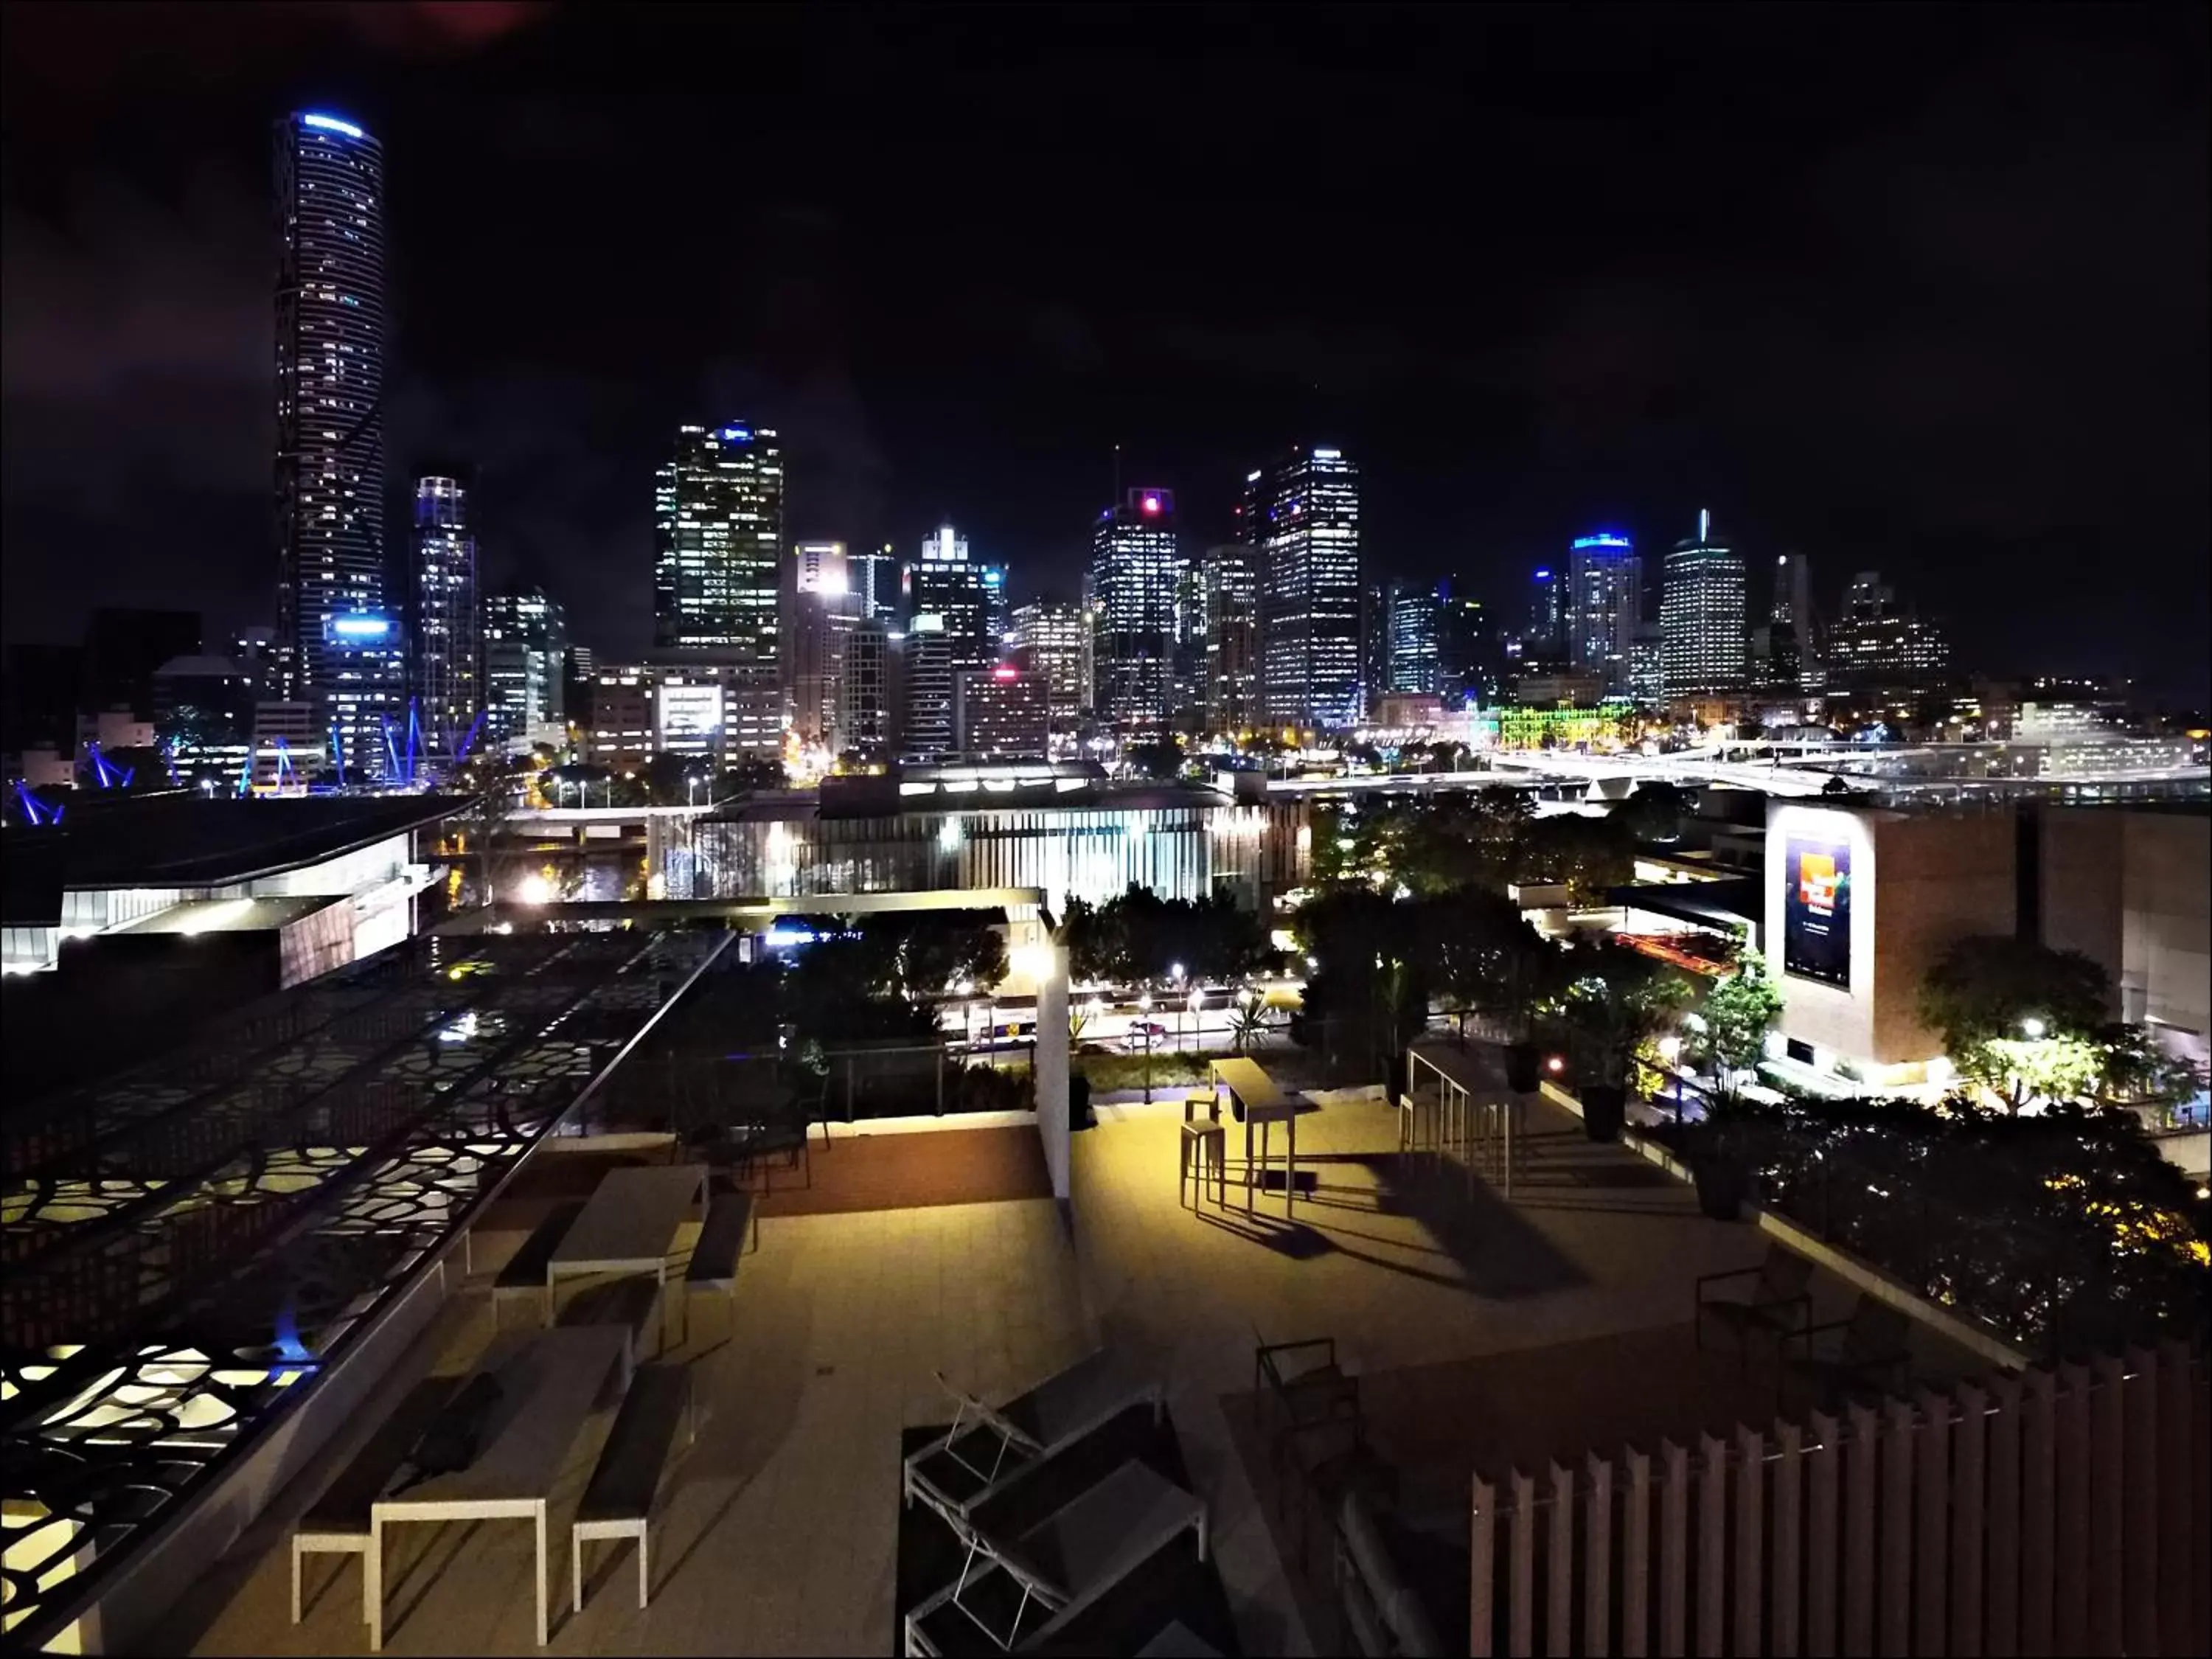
left=3, top=794, right=474, bottom=902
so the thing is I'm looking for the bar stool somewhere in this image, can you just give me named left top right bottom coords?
left=1179, top=1121, right=1228, bottom=1210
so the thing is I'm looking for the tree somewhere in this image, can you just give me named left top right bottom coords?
left=1557, top=943, right=1694, bottom=1088
left=1416, top=887, right=1557, bottom=1043
left=1615, top=782, right=1693, bottom=845
left=1696, top=949, right=1785, bottom=1087
left=1126, top=737, right=1184, bottom=780
left=1516, top=811, right=1634, bottom=906
left=1919, top=936, right=2114, bottom=1112
left=1228, top=992, right=1273, bottom=1054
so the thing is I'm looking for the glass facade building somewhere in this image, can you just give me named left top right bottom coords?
left=1011, top=600, right=1093, bottom=724
left=1829, top=571, right=1951, bottom=695
left=653, top=422, right=782, bottom=757
left=1659, top=510, right=1747, bottom=698
left=1250, top=447, right=1361, bottom=729
left=274, top=111, right=388, bottom=715
left=1385, top=578, right=1440, bottom=695
left=1566, top=532, right=1641, bottom=694
left=483, top=582, right=567, bottom=753
left=1088, top=488, right=1181, bottom=738
left=906, top=524, right=1000, bottom=684
left=411, top=476, right=478, bottom=756
left=1433, top=577, right=1495, bottom=706
left=1201, top=545, right=1261, bottom=735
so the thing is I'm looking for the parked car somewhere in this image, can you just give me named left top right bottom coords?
left=1124, top=1020, right=1169, bottom=1049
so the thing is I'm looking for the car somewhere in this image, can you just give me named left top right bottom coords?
left=1125, top=1020, right=1169, bottom=1048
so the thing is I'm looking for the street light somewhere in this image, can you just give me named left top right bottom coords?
left=1186, top=987, right=1203, bottom=1055
left=2020, top=1017, right=2048, bottom=1040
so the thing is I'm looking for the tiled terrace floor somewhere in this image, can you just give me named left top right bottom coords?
left=172, top=1078, right=1979, bottom=1657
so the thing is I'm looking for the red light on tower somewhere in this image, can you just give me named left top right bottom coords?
left=1141, top=495, right=1160, bottom=515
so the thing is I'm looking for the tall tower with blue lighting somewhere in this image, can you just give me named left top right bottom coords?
left=274, top=110, right=389, bottom=715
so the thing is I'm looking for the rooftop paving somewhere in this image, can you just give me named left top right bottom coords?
left=159, top=1046, right=1980, bottom=1657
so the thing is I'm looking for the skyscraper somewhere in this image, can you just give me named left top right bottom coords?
left=1527, top=565, right=1566, bottom=655
left=1011, top=600, right=1093, bottom=726
left=1828, top=571, right=1951, bottom=695
left=274, top=110, right=388, bottom=712
left=1385, top=579, right=1439, bottom=695
left=1433, top=578, right=1495, bottom=706
left=1201, top=546, right=1261, bottom=735
left=1088, top=488, right=1181, bottom=737
left=653, top=422, right=782, bottom=757
left=849, top=544, right=900, bottom=625
left=907, top=525, right=999, bottom=683
left=1770, top=551, right=1823, bottom=692
left=1659, top=510, right=1747, bottom=698
left=411, top=475, right=479, bottom=755
left=782, top=541, right=857, bottom=751
left=484, top=582, right=567, bottom=753
left=1566, top=532, right=1641, bottom=692
left=1250, top=446, right=1361, bottom=729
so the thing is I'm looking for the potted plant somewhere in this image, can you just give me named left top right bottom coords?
left=1678, top=1097, right=1770, bottom=1220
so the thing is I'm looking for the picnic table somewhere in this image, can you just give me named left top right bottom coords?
left=546, top=1163, right=711, bottom=1346
left=1211, top=1058, right=1301, bottom=1217
left=366, top=1326, right=627, bottom=1650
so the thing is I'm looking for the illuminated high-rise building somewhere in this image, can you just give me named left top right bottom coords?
left=1659, top=509, right=1747, bottom=698
left=1011, top=600, right=1092, bottom=725
left=1526, top=564, right=1565, bottom=655
left=653, top=422, right=782, bottom=757
left=1433, top=577, right=1495, bottom=706
left=1828, top=571, right=1950, bottom=695
left=484, top=582, right=567, bottom=754
left=1249, top=446, right=1360, bottom=728
left=1385, top=579, right=1439, bottom=695
left=907, top=524, right=1001, bottom=682
left=411, top=475, right=479, bottom=754
left=274, top=110, right=388, bottom=712
left=1088, top=488, right=1181, bottom=737
left=782, top=541, right=857, bottom=750
left=1566, top=532, right=1641, bottom=693
left=1770, top=550, right=1823, bottom=691
left=1201, top=546, right=1261, bottom=734
left=849, top=544, right=900, bottom=625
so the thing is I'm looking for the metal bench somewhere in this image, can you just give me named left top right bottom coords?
left=571, top=1363, right=695, bottom=1613
left=290, top=1377, right=456, bottom=1624
left=1694, top=1242, right=1815, bottom=1373
left=681, top=1193, right=755, bottom=1343
left=492, top=1200, right=585, bottom=1326
left=557, top=1273, right=662, bottom=1389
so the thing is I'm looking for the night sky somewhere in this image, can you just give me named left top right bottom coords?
left=4, top=2, right=2206, bottom=700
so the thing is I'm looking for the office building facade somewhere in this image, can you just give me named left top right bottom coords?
left=274, top=111, right=387, bottom=712
left=1250, top=447, right=1361, bottom=729
left=1828, top=571, right=1951, bottom=696
left=1385, top=579, right=1439, bottom=696
left=956, top=664, right=1051, bottom=759
left=898, top=614, right=957, bottom=760
left=782, top=540, right=858, bottom=751
left=1201, top=545, right=1262, bottom=735
left=653, top=423, right=781, bottom=757
left=1566, top=532, right=1641, bottom=692
left=411, top=475, right=479, bottom=755
left=1659, top=510, right=1747, bottom=698
left=1088, top=488, right=1181, bottom=737
left=483, top=582, right=567, bottom=753
left=1433, top=578, right=1495, bottom=707
left=849, top=544, right=900, bottom=626
left=838, top=619, right=892, bottom=759
left=1011, top=601, right=1093, bottom=726
left=906, top=524, right=1001, bottom=683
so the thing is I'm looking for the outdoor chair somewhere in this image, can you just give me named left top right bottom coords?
left=905, top=1349, right=1166, bottom=1529
left=1782, top=1292, right=1913, bottom=1407
left=901, top=1458, right=1208, bottom=1655
left=571, top=1363, right=695, bottom=1613
left=289, top=1377, right=455, bottom=1624
left=1694, top=1242, right=1814, bottom=1371
left=491, top=1200, right=584, bottom=1327
left=1256, top=1335, right=1363, bottom=1475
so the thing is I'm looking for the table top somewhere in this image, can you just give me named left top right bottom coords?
left=1209, top=1058, right=1288, bottom=1113
left=549, top=1163, right=710, bottom=1274
left=375, top=1326, right=626, bottom=1511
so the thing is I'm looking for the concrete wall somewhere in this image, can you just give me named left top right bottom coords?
left=1767, top=801, right=2014, bottom=1071
left=1034, top=944, right=1070, bottom=1200
left=2043, top=807, right=2210, bottom=1050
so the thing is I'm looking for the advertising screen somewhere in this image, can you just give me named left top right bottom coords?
left=1782, top=836, right=1852, bottom=987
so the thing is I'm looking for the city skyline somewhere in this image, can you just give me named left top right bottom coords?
left=1, top=4, right=2206, bottom=704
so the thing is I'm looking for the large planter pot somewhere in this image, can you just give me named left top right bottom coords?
left=1691, top=1152, right=1750, bottom=1220
left=1581, top=1084, right=1627, bottom=1143
left=1386, top=1051, right=1410, bottom=1105
left=1503, top=1042, right=1543, bottom=1094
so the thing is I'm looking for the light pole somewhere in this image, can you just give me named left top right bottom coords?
left=1186, top=987, right=1203, bottom=1056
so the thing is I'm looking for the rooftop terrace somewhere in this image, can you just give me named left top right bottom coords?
left=148, top=1042, right=1983, bottom=1657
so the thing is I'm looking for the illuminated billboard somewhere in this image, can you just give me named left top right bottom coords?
left=1782, top=836, right=1851, bottom=987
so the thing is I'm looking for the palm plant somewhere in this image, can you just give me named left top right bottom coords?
left=1228, top=992, right=1272, bottom=1054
